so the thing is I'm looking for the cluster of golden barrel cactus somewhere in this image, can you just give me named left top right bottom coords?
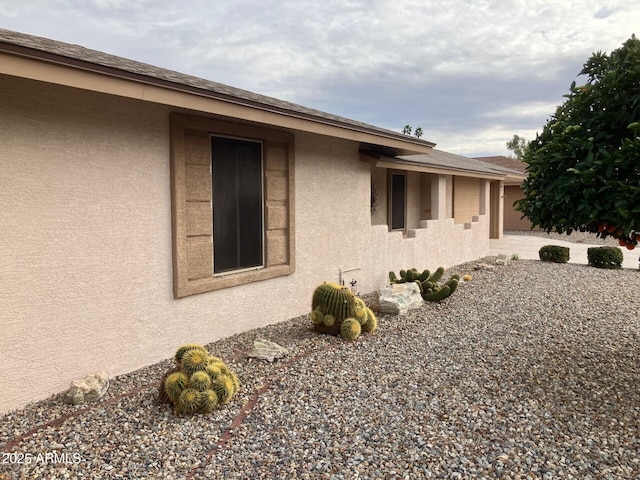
left=158, top=344, right=239, bottom=415
left=310, top=282, right=377, bottom=340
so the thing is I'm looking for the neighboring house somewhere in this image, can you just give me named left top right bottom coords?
left=0, top=29, right=514, bottom=413
left=474, top=156, right=530, bottom=230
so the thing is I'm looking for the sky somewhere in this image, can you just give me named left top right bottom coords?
left=1, top=1, right=639, bottom=157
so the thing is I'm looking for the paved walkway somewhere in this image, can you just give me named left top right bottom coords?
left=489, top=234, right=639, bottom=269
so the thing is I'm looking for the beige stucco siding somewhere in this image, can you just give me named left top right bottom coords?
left=369, top=166, right=387, bottom=226
left=420, top=173, right=433, bottom=220
left=406, top=171, right=422, bottom=230
left=503, top=184, right=534, bottom=230
left=1, top=75, right=174, bottom=411
left=0, top=74, right=494, bottom=413
left=0, top=76, right=370, bottom=412
left=453, top=177, right=481, bottom=224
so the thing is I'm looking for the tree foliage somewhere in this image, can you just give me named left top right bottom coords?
left=515, top=35, right=640, bottom=249
left=506, top=134, right=528, bottom=159
left=403, top=124, right=424, bottom=138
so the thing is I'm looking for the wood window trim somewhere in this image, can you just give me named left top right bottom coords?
left=170, top=113, right=295, bottom=298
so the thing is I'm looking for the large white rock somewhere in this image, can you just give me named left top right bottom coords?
left=247, top=338, right=289, bottom=362
left=65, top=371, right=110, bottom=405
left=378, top=282, right=424, bottom=315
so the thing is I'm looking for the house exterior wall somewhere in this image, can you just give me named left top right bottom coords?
left=420, top=173, right=433, bottom=220
left=0, top=74, right=493, bottom=413
left=453, top=177, right=481, bottom=224
left=503, top=184, right=537, bottom=230
left=406, top=171, right=422, bottom=229
left=370, top=166, right=388, bottom=226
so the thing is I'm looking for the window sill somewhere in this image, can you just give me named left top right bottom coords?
left=175, top=264, right=294, bottom=298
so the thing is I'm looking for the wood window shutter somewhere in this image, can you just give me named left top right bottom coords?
left=171, top=114, right=295, bottom=298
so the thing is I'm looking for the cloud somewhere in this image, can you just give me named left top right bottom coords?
left=1, top=0, right=638, bottom=156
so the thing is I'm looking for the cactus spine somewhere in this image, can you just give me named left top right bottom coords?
left=354, top=298, right=368, bottom=325
left=310, top=282, right=378, bottom=340
left=312, top=282, right=356, bottom=325
left=340, top=318, right=361, bottom=340
left=323, top=314, right=336, bottom=327
left=362, top=308, right=378, bottom=333
left=389, top=266, right=461, bottom=302
left=417, top=269, right=430, bottom=282
left=424, top=285, right=451, bottom=301
left=175, top=344, right=208, bottom=364
left=160, top=343, right=239, bottom=416
left=190, top=371, right=212, bottom=391
left=164, top=372, right=188, bottom=403
left=311, top=308, right=324, bottom=325
left=181, top=349, right=208, bottom=375
left=213, top=375, right=235, bottom=404
left=428, top=267, right=445, bottom=283
left=176, top=388, right=201, bottom=415
left=201, top=390, right=219, bottom=413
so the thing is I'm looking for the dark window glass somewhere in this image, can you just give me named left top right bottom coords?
left=391, top=173, right=406, bottom=230
left=211, top=136, right=263, bottom=273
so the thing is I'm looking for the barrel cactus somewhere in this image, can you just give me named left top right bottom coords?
left=159, top=343, right=239, bottom=416
left=164, top=371, right=188, bottom=403
left=340, top=318, right=362, bottom=340
left=310, top=282, right=378, bottom=341
left=361, top=307, right=378, bottom=333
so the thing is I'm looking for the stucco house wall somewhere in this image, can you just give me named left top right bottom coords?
left=0, top=29, right=504, bottom=413
left=370, top=166, right=388, bottom=226
left=474, top=156, right=530, bottom=231
left=453, top=177, right=481, bottom=224
left=0, top=74, right=399, bottom=412
left=0, top=75, right=495, bottom=412
left=503, top=184, right=533, bottom=230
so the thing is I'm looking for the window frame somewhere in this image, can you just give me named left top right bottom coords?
left=388, top=170, right=407, bottom=232
left=170, top=114, right=295, bottom=298
left=210, top=134, right=265, bottom=276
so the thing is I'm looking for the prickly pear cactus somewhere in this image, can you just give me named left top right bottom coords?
left=310, top=282, right=378, bottom=340
left=158, top=343, right=239, bottom=416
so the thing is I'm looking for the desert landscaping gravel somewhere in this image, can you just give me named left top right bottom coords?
left=504, top=230, right=619, bottom=246
left=1, top=257, right=639, bottom=479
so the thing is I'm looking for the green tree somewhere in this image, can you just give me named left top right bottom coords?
left=403, top=124, right=424, bottom=138
left=506, top=134, right=527, bottom=159
left=515, top=35, right=640, bottom=250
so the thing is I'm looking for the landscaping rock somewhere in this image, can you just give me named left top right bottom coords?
left=473, top=262, right=496, bottom=271
left=495, top=254, right=510, bottom=265
left=378, top=282, right=424, bottom=315
left=65, top=371, right=109, bottom=405
left=247, top=338, right=289, bottom=362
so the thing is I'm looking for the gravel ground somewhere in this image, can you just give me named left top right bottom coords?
left=2, top=259, right=639, bottom=479
left=505, top=230, right=619, bottom=246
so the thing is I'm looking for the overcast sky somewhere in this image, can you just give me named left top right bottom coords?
left=2, top=1, right=638, bottom=156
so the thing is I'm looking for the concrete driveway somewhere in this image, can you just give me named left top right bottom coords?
left=489, top=234, right=640, bottom=269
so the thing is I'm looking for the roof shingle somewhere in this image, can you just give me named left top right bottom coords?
left=0, top=28, right=434, bottom=149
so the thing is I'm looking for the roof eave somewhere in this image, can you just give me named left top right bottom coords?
left=362, top=153, right=507, bottom=180
left=0, top=38, right=435, bottom=154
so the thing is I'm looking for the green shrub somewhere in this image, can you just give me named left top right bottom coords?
left=587, top=246, right=623, bottom=269
left=538, top=245, right=570, bottom=263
